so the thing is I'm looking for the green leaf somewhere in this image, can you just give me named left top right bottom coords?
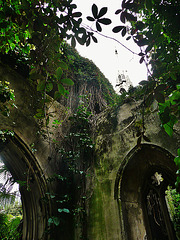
left=154, top=23, right=162, bottom=38
left=61, top=78, right=74, bottom=86
left=159, top=107, right=170, bottom=124
left=58, top=83, right=65, bottom=95
left=58, top=208, right=70, bottom=213
left=56, top=67, right=63, bottom=80
left=34, top=112, right=44, bottom=119
left=59, top=61, right=68, bottom=70
left=46, top=82, right=53, bottom=92
left=163, top=115, right=177, bottom=136
left=54, top=91, right=62, bottom=100
left=176, top=84, right=180, bottom=90
left=145, top=0, right=153, bottom=11
left=37, top=80, right=46, bottom=91
left=48, top=217, right=60, bottom=226
left=163, top=123, right=173, bottom=137
left=174, top=156, right=180, bottom=168
left=178, top=149, right=180, bottom=157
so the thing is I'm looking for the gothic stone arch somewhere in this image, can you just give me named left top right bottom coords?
left=0, top=134, right=51, bottom=240
left=115, top=143, right=177, bottom=240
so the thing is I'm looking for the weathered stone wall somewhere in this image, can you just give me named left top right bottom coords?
left=87, top=101, right=179, bottom=240
left=0, top=62, right=179, bottom=240
left=0, top=63, right=68, bottom=239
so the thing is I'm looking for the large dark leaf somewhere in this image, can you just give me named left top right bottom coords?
left=92, top=4, right=98, bottom=19
left=139, top=56, right=144, bottom=64
left=154, top=91, right=165, bottom=103
left=145, top=93, right=154, bottom=107
left=72, top=12, right=82, bottom=18
left=98, top=18, right=111, bottom=25
left=154, top=84, right=166, bottom=93
left=58, top=83, right=65, bottom=95
left=61, top=78, right=74, bottom=86
left=120, top=12, right=126, bottom=23
left=126, top=12, right=137, bottom=22
left=96, top=21, right=102, bottom=32
left=86, top=37, right=91, bottom=46
left=160, top=107, right=170, bottom=124
left=143, top=135, right=151, bottom=142
left=37, top=80, right=46, bottom=91
left=115, top=9, right=122, bottom=14
left=87, top=16, right=94, bottom=22
left=98, top=7, right=108, bottom=18
left=121, top=27, right=126, bottom=36
left=112, top=26, right=124, bottom=33
left=139, top=80, right=148, bottom=86
left=145, top=44, right=153, bottom=53
left=92, top=35, right=98, bottom=43
left=71, top=36, right=76, bottom=48
left=137, top=38, right=149, bottom=46
left=56, top=67, right=63, bottom=80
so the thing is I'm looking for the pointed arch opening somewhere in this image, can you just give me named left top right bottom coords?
left=115, top=144, right=178, bottom=240
left=0, top=134, right=50, bottom=240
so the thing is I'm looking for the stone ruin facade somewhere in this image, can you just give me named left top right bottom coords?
left=0, top=63, right=179, bottom=240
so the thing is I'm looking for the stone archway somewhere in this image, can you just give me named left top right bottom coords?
left=115, top=143, right=177, bottom=240
left=0, top=133, right=51, bottom=240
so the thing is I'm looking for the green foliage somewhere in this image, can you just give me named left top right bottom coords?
left=0, top=213, right=22, bottom=240
left=46, top=96, right=94, bottom=233
left=0, top=81, right=15, bottom=117
left=175, top=149, right=180, bottom=189
left=166, top=187, right=180, bottom=238
left=62, top=43, right=116, bottom=107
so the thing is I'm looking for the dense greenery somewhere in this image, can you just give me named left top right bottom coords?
left=0, top=213, right=22, bottom=240
left=0, top=162, right=22, bottom=240
left=166, top=187, right=180, bottom=238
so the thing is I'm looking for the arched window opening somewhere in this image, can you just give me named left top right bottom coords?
left=115, top=144, right=178, bottom=240
left=0, top=158, right=22, bottom=239
left=0, top=134, right=50, bottom=240
left=143, top=171, right=178, bottom=240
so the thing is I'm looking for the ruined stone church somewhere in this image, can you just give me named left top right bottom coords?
left=0, top=47, right=179, bottom=240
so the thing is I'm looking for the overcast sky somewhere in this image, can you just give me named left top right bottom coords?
left=72, top=0, right=147, bottom=89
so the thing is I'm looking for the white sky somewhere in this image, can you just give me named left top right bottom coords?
left=72, top=0, right=147, bottom=88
